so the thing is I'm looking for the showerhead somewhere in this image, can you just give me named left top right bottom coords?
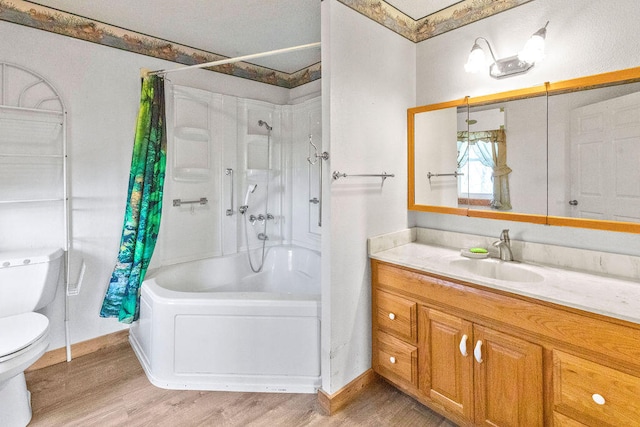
left=258, top=120, right=273, bottom=131
left=244, top=184, right=258, bottom=206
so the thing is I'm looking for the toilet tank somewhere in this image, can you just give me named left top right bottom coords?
left=0, top=248, right=64, bottom=318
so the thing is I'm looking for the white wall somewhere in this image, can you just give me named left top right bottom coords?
left=0, top=20, right=308, bottom=351
left=321, top=0, right=415, bottom=394
left=413, top=0, right=640, bottom=256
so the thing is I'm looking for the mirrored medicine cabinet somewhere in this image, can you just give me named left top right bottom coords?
left=408, top=66, right=640, bottom=233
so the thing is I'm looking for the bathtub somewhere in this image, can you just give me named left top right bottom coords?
left=129, top=245, right=321, bottom=393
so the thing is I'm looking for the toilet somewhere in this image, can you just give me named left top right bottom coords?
left=0, top=248, right=63, bottom=427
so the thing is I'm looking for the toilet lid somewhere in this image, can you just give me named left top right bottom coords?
left=0, top=312, right=49, bottom=358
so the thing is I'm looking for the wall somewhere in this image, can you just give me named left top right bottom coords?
left=321, top=0, right=415, bottom=394
left=413, top=0, right=640, bottom=256
left=0, top=20, right=309, bottom=351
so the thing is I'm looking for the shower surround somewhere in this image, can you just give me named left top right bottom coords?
left=128, top=84, right=322, bottom=392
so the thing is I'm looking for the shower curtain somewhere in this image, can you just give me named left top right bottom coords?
left=100, top=74, right=166, bottom=324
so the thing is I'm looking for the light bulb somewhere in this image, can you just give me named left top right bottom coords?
left=518, top=22, right=548, bottom=64
left=518, top=34, right=545, bottom=63
left=465, top=44, right=486, bottom=73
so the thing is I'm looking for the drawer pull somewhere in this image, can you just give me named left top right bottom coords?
left=459, top=334, right=469, bottom=357
left=592, top=394, right=606, bottom=405
left=388, top=312, right=396, bottom=320
left=389, top=356, right=396, bottom=364
left=474, top=340, right=483, bottom=363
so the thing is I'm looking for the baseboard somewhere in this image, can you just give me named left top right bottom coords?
left=26, top=330, right=129, bottom=372
left=317, top=369, right=378, bottom=415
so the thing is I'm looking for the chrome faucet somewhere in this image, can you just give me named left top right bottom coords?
left=492, top=229, right=514, bottom=261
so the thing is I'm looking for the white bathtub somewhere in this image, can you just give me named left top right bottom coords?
left=129, top=245, right=321, bottom=393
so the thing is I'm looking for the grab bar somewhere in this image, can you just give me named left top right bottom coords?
left=172, top=197, right=208, bottom=207
left=307, top=134, right=328, bottom=227
left=332, top=171, right=395, bottom=186
left=225, top=168, right=234, bottom=216
left=427, top=171, right=464, bottom=182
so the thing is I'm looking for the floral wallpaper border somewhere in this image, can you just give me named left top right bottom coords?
left=0, top=0, right=318, bottom=88
left=1, top=0, right=533, bottom=88
left=338, top=0, right=535, bottom=42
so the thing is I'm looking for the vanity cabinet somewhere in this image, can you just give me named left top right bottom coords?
left=421, top=312, right=544, bottom=426
left=371, top=259, right=640, bottom=427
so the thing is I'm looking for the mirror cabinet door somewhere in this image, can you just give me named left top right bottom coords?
left=466, top=95, right=548, bottom=218
left=409, top=66, right=640, bottom=233
left=547, top=81, right=640, bottom=223
left=412, top=103, right=469, bottom=212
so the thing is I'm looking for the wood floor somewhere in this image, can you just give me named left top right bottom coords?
left=25, top=341, right=457, bottom=427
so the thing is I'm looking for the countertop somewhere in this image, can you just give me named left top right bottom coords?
left=370, top=241, right=640, bottom=326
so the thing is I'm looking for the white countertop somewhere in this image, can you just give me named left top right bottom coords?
left=370, top=241, right=640, bottom=326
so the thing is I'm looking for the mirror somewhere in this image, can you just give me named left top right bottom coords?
left=548, top=80, right=640, bottom=227
left=466, top=94, right=547, bottom=219
left=412, top=101, right=468, bottom=211
left=408, top=67, right=640, bottom=233
left=408, top=99, right=468, bottom=215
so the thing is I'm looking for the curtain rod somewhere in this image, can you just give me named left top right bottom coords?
left=141, top=42, right=321, bottom=78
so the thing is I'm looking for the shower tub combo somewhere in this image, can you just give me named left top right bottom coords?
left=129, top=245, right=321, bottom=393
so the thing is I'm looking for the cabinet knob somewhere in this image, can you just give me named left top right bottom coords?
left=592, top=394, right=606, bottom=405
left=459, top=334, right=469, bottom=357
left=388, top=312, right=396, bottom=320
left=389, top=356, right=396, bottom=364
left=474, top=340, right=483, bottom=363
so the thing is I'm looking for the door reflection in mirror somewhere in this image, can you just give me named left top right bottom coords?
left=548, top=81, right=640, bottom=222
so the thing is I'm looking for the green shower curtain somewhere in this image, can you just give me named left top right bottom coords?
left=100, top=74, right=166, bottom=324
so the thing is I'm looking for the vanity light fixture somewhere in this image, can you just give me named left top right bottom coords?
left=464, top=21, right=549, bottom=79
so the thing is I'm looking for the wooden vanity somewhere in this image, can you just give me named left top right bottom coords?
left=371, top=259, right=640, bottom=427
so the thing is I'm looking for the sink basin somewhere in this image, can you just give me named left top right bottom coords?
left=449, top=258, right=544, bottom=283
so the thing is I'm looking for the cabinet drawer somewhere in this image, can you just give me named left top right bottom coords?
left=553, top=350, right=640, bottom=427
left=376, top=330, right=418, bottom=387
left=376, top=290, right=417, bottom=342
left=553, top=412, right=589, bottom=427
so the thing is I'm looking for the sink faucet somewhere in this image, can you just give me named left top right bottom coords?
left=492, top=229, right=514, bottom=261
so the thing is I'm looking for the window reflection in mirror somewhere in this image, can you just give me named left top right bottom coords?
left=466, top=95, right=547, bottom=216
left=457, top=108, right=505, bottom=209
left=548, top=81, right=640, bottom=222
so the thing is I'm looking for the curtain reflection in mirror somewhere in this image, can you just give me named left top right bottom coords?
left=457, top=130, right=511, bottom=210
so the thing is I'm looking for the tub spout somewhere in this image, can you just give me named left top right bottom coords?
left=258, top=233, right=268, bottom=241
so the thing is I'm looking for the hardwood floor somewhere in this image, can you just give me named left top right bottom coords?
left=25, top=341, right=457, bottom=426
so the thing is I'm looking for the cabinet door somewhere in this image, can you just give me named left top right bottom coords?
left=419, top=307, right=474, bottom=420
left=473, top=325, right=543, bottom=427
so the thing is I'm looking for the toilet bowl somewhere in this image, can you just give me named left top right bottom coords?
left=0, top=248, right=63, bottom=427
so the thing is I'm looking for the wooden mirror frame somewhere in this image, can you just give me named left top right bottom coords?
left=408, top=66, right=640, bottom=233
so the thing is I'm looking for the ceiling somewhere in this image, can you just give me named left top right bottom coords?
left=28, top=0, right=322, bottom=74
left=27, top=0, right=460, bottom=74
left=386, top=0, right=459, bottom=20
